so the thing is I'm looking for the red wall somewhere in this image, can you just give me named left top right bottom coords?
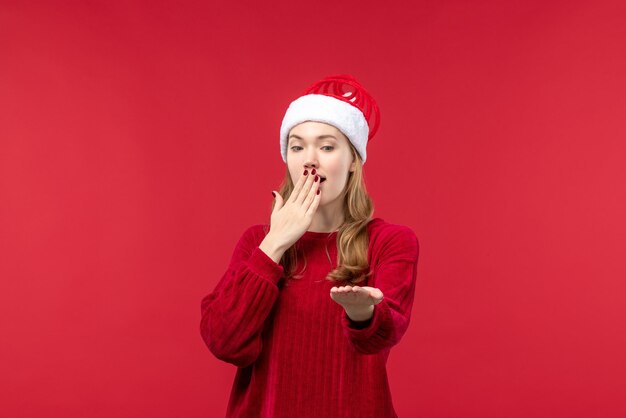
left=1, top=1, right=625, bottom=417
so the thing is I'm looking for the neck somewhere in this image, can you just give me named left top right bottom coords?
left=308, top=198, right=345, bottom=232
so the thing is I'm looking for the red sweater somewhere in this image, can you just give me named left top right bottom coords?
left=200, top=217, right=420, bottom=418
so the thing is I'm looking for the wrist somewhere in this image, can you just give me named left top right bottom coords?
left=345, top=305, right=374, bottom=322
left=259, top=233, right=288, bottom=264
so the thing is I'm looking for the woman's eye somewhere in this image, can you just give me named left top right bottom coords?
left=290, top=146, right=334, bottom=151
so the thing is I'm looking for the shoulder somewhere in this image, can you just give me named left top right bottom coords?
left=242, top=223, right=271, bottom=241
left=367, top=217, right=418, bottom=243
left=232, top=223, right=271, bottom=250
left=367, top=218, right=419, bottom=263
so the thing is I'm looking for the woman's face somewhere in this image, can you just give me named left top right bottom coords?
left=287, top=121, right=355, bottom=205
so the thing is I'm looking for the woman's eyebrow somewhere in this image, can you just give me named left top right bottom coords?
left=288, top=134, right=337, bottom=144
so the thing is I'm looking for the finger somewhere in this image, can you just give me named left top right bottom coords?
left=272, top=191, right=284, bottom=211
left=305, top=185, right=321, bottom=217
left=295, top=171, right=317, bottom=204
left=289, top=169, right=310, bottom=203
left=303, top=177, right=320, bottom=210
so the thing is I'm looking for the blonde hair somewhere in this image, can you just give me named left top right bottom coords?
left=265, top=142, right=374, bottom=285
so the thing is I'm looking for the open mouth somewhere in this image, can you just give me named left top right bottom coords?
left=320, top=177, right=327, bottom=183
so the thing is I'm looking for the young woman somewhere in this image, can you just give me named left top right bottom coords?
left=200, top=74, right=420, bottom=418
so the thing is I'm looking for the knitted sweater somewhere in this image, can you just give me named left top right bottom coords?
left=200, top=217, right=420, bottom=418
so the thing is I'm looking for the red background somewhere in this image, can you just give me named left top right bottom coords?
left=1, top=1, right=625, bottom=417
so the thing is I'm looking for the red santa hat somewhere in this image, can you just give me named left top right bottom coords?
left=279, top=74, right=380, bottom=165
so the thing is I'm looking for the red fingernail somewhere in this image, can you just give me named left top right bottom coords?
left=304, top=170, right=308, bottom=175
left=311, top=169, right=316, bottom=175
left=314, top=175, right=319, bottom=182
left=272, top=191, right=276, bottom=197
left=316, top=189, right=320, bottom=195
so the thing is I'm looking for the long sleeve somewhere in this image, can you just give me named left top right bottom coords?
left=341, top=226, right=419, bottom=355
left=200, top=225, right=284, bottom=368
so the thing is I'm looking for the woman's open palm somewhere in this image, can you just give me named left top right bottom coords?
left=330, top=285, right=384, bottom=309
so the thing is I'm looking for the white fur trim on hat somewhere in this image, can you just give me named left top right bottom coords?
left=279, top=94, right=369, bottom=165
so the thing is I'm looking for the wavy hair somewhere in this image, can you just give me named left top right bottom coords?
left=265, top=142, right=375, bottom=285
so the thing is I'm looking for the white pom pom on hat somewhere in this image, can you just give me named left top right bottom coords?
left=279, top=74, right=380, bottom=165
